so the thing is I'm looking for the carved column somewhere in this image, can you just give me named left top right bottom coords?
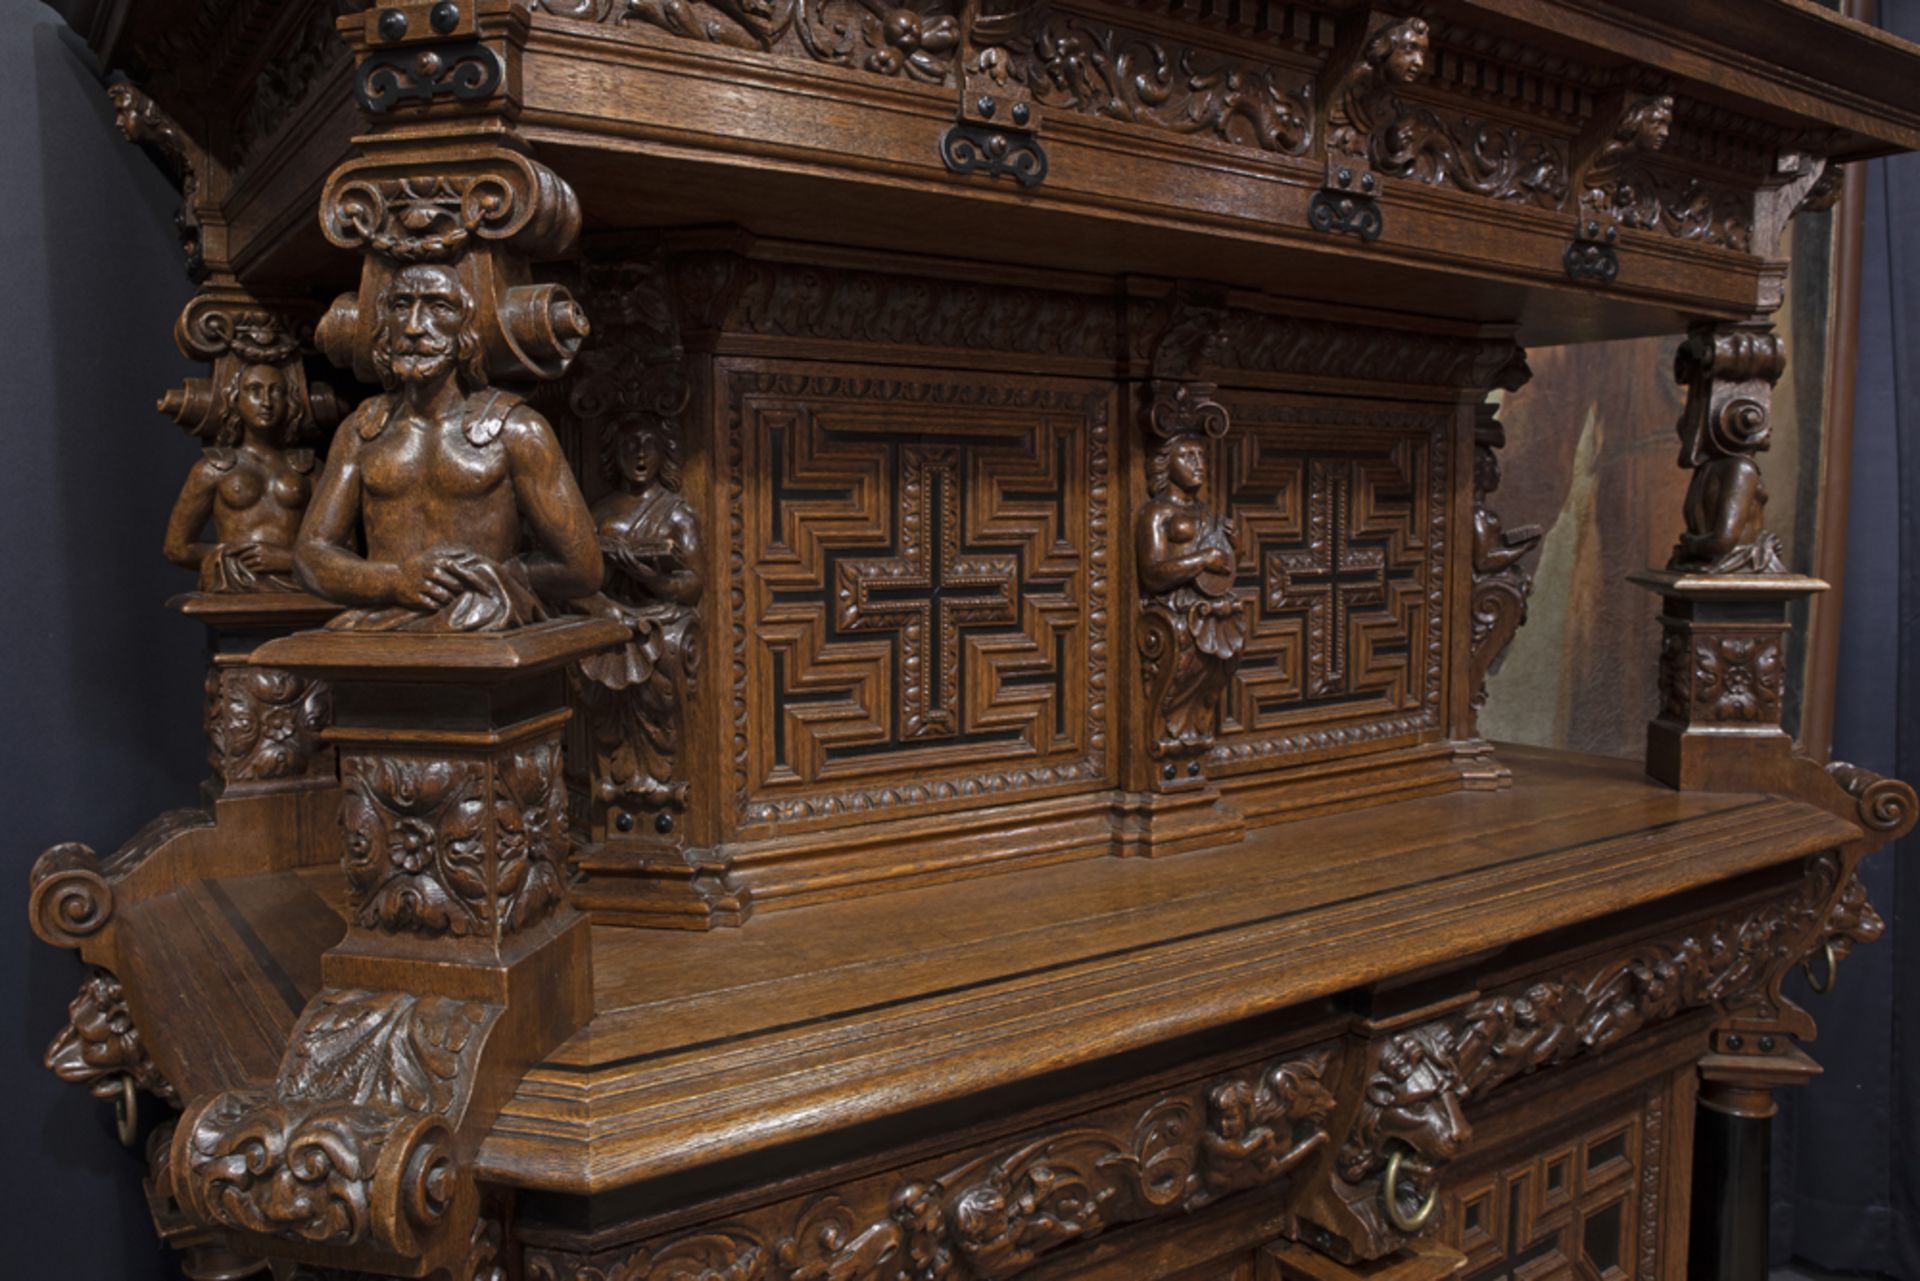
left=159, top=7, right=617, bottom=1276
left=1117, top=284, right=1248, bottom=856
left=1631, top=321, right=1826, bottom=791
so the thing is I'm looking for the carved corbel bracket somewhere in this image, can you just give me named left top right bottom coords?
left=1466, top=349, right=1540, bottom=735
left=1667, top=322, right=1787, bottom=575
left=106, top=82, right=209, bottom=280
left=345, top=0, right=528, bottom=116
left=1311, top=12, right=1432, bottom=241
left=315, top=144, right=588, bottom=386
left=1563, top=87, right=1675, bottom=283
left=943, top=0, right=1047, bottom=186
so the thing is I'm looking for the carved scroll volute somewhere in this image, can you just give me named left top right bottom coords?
left=1668, top=322, right=1786, bottom=574
left=1311, top=10, right=1431, bottom=237
left=1467, top=350, right=1540, bottom=729
left=1134, top=291, right=1243, bottom=782
left=315, top=146, right=588, bottom=389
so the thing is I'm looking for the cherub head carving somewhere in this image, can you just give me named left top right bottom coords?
left=1367, top=17, right=1431, bottom=86
left=1621, top=94, right=1675, bottom=152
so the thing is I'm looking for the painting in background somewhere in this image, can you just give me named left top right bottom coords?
left=1482, top=210, right=1839, bottom=757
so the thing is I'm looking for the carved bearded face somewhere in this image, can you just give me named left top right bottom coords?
left=375, top=263, right=481, bottom=392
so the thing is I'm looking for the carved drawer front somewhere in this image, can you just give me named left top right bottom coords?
left=724, top=361, right=1115, bottom=832
left=1211, top=396, right=1450, bottom=772
left=1439, top=1092, right=1665, bottom=1281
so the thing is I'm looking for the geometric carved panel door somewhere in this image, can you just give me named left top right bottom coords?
left=1211, top=398, right=1451, bottom=772
left=724, top=361, right=1114, bottom=829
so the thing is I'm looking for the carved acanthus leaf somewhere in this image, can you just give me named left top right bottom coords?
left=205, top=666, right=332, bottom=784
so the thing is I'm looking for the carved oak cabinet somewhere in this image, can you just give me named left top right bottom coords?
left=32, top=1, right=1920, bottom=1279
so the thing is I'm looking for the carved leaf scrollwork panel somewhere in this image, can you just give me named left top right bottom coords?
left=524, top=1046, right=1339, bottom=1281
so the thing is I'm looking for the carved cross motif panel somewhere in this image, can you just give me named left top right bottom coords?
left=727, top=364, right=1112, bottom=827
left=1211, top=402, right=1448, bottom=768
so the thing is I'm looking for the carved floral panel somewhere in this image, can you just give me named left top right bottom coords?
left=726, top=364, right=1113, bottom=826
left=1209, top=401, right=1448, bottom=769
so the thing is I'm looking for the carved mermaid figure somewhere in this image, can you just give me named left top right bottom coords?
left=1137, top=426, right=1244, bottom=759
left=574, top=422, right=703, bottom=817
left=163, top=335, right=318, bottom=594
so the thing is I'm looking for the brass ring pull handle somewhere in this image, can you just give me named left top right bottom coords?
left=1382, top=1146, right=1438, bottom=1234
left=1804, top=938, right=1840, bottom=996
left=113, top=1074, right=139, bottom=1148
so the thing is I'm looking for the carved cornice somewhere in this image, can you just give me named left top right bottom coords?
left=525, top=1046, right=1340, bottom=1281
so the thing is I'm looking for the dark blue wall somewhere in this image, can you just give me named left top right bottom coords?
left=4, top=1, right=206, bottom=1274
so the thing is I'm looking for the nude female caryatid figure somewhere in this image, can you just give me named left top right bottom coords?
left=163, top=358, right=316, bottom=594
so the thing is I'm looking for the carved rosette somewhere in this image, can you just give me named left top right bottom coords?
left=524, top=1047, right=1338, bottom=1281
left=45, top=970, right=178, bottom=1106
left=1310, top=856, right=1888, bottom=1259
left=340, top=742, right=567, bottom=942
left=1669, top=322, right=1787, bottom=574
left=206, top=664, right=333, bottom=786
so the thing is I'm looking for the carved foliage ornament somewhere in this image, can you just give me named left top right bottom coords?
left=524, top=1048, right=1337, bottom=1281
left=173, top=989, right=494, bottom=1253
left=339, top=744, right=568, bottom=940
left=205, top=666, right=333, bottom=783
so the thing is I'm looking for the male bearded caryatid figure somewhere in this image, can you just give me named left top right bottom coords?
left=295, top=262, right=603, bottom=630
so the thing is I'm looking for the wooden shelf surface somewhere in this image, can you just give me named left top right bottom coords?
left=118, top=746, right=1862, bottom=1199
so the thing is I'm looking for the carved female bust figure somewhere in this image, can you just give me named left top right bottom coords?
left=163, top=359, right=316, bottom=593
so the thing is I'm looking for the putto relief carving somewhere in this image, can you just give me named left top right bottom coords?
left=1319, top=16, right=1566, bottom=214
left=1668, top=323, right=1787, bottom=574
left=44, top=970, right=178, bottom=1107
left=296, top=147, right=602, bottom=635
left=524, top=1047, right=1338, bottom=1281
left=1137, top=387, right=1243, bottom=767
left=161, top=306, right=339, bottom=594
left=1573, top=91, right=1675, bottom=226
